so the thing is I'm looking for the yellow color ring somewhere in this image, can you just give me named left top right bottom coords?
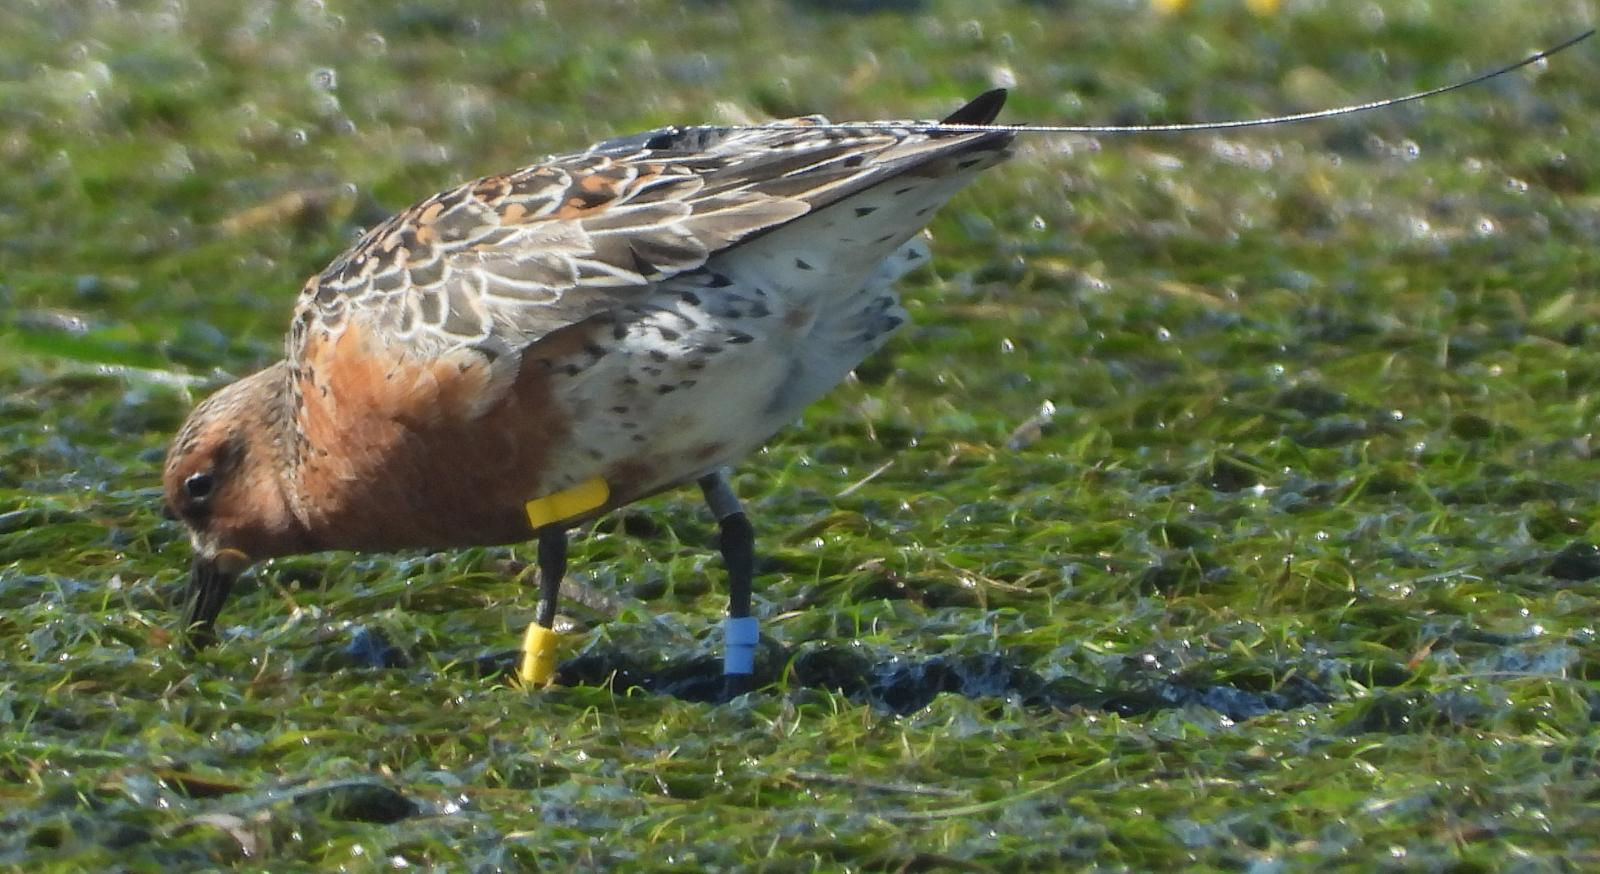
left=520, top=624, right=561, bottom=687
left=525, top=477, right=609, bottom=529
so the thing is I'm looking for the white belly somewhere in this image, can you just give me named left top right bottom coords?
left=538, top=240, right=922, bottom=501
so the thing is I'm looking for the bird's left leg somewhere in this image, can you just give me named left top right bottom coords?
left=699, top=470, right=758, bottom=698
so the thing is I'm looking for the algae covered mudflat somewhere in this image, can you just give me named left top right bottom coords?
left=3, top=1, right=1599, bottom=869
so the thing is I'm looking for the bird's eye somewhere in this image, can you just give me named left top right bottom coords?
left=184, top=472, right=215, bottom=501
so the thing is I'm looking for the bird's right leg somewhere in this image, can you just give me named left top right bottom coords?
left=519, top=525, right=567, bottom=687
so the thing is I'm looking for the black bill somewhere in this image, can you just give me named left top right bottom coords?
left=182, top=553, right=239, bottom=650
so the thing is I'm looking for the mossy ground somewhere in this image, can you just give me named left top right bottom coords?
left=4, top=0, right=1600, bottom=869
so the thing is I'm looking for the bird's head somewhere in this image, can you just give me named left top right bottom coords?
left=163, top=363, right=307, bottom=647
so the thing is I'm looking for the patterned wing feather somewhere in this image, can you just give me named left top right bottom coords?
left=287, top=99, right=1011, bottom=370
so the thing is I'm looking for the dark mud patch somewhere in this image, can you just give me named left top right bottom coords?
left=449, top=638, right=1335, bottom=720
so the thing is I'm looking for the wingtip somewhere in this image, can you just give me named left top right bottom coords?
left=943, top=88, right=1008, bottom=125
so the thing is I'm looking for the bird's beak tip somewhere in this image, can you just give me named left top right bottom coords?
left=182, top=549, right=249, bottom=651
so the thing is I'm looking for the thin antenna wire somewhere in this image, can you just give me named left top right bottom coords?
left=738, top=29, right=1594, bottom=135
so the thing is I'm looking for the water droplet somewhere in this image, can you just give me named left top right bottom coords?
left=1505, top=177, right=1529, bottom=193
left=309, top=67, right=337, bottom=90
left=1031, top=215, right=1047, bottom=231
left=158, top=144, right=194, bottom=180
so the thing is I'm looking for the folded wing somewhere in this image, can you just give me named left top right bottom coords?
left=286, top=92, right=1011, bottom=370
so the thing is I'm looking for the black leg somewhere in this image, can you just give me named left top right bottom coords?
left=535, top=526, right=567, bottom=629
left=699, top=471, right=757, bottom=698
left=520, top=526, right=567, bottom=686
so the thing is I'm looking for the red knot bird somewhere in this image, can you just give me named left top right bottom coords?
left=163, top=89, right=1015, bottom=695
left=160, top=30, right=1590, bottom=695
